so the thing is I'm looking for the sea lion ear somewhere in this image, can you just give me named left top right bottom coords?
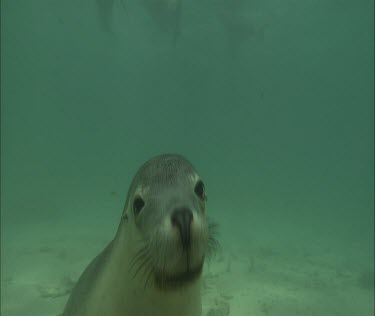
left=122, top=210, right=129, bottom=222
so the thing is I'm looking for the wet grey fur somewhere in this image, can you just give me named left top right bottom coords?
left=62, top=154, right=218, bottom=316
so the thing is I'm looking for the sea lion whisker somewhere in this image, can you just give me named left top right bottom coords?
left=129, top=253, right=148, bottom=276
left=129, top=246, right=149, bottom=270
left=206, top=220, right=220, bottom=258
left=132, top=255, right=153, bottom=280
left=143, top=266, right=154, bottom=290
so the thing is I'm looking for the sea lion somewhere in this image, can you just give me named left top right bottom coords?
left=62, top=154, right=218, bottom=316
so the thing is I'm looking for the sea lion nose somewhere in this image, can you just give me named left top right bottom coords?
left=171, top=207, right=193, bottom=250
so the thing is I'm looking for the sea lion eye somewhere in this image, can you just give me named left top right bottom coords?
left=194, top=180, right=205, bottom=200
left=133, top=197, right=145, bottom=216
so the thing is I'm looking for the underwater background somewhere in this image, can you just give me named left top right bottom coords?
left=1, top=0, right=374, bottom=315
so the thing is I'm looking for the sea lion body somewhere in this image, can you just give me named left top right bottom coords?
left=62, top=154, right=216, bottom=316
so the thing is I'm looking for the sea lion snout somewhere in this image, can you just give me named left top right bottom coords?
left=171, top=207, right=193, bottom=250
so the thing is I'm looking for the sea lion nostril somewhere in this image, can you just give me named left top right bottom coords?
left=171, top=208, right=193, bottom=228
left=171, top=208, right=193, bottom=250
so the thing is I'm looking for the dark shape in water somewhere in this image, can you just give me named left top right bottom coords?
left=141, top=0, right=182, bottom=43
left=96, top=0, right=115, bottom=32
left=95, top=0, right=182, bottom=43
left=218, top=0, right=267, bottom=53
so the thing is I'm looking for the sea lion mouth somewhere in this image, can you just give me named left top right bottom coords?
left=153, top=260, right=204, bottom=290
left=129, top=244, right=205, bottom=290
left=129, top=221, right=218, bottom=290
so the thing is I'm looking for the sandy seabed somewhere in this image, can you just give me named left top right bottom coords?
left=1, top=217, right=373, bottom=316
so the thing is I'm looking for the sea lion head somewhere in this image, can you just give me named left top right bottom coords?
left=122, top=154, right=218, bottom=290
